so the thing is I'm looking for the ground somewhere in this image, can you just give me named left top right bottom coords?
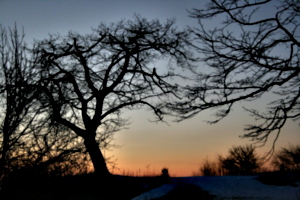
left=133, top=174, right=300, bottom=200
left=1, top=172, right=300, bottom=199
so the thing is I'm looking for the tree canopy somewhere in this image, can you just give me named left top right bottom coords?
left=169, top=0, right=300, bottom=151
left=0, top=25, right=90, bottom=178
left=34, top=16, right=193, bottom=176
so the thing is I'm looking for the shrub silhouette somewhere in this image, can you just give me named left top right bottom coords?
left=272, top=144, right=300, bottom=173
left=220, top=145, right=261, bottom=175
left=200, top=159, right=219, bottom=176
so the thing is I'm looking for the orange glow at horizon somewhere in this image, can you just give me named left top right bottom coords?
left=104, top=106, right=299, bottom=177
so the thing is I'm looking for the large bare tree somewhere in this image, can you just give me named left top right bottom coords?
left=170, top=0, right=300, bottom=153
left=35, top=16, right=193, bottom=177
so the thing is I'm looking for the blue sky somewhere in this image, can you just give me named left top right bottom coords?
left=0, top=0, right=202, bottom=40
left=1, top=0, right=299, bottom=176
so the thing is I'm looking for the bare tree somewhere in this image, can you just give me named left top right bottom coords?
left=0, top=25, right=89, bottom=181
left=272, top=144, right=300, bottom=172
left=0, top=24, right=43, bottom=176
left=35, top=16, right=192, bottom=177
left=199, top=158, right=219, bottom=176
left=220, top=145, right=262, bottom=175
left=169, top=0, right=300, bottom=153
left=17, top=121, right=91, bottom=177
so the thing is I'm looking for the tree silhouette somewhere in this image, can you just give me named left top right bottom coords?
left=220, top=145, right=261, bottom=175
left=0, top=24, right=42, bottom=176
left=35, top=16, right=192, bottom=177
left=272, top=144, right=300, bottom=172
left=169, top=0, right=300, bottom=153
left=0, top=25, right=94, bottom=181
left=199, top=158, right=219, bottom=176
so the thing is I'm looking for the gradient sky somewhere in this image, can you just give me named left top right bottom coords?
left=1, top=0, right=299, bottom=177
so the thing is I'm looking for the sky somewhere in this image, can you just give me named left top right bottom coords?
left=1, top=0, right=299, bottom=177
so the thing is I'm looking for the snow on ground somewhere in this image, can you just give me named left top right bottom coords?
left=131, top=184, right=178, bottom=200
left=132, top=176, right=300, bottom=200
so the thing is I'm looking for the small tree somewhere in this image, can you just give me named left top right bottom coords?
left=0, top=25, right=89, bottom=179
left=35, top=16, right=192, bottom=177
left=199, top=158, right=219, bottom=176
left=272, top=144, right=300, bottom=172
left=220, top=145, right=261, bottom=175
left=0, top=24, right=42, bottom=176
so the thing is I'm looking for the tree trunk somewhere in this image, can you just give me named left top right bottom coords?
left=0, top=118, right=11, bottom=176
left=84, top=135, right=111, bottom=177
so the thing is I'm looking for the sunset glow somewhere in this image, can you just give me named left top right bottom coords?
left=1, top=0, right=299, bottom=177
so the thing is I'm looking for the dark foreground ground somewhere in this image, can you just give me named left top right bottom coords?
left=0, top=174, right=156, bottom=200
left=0, top=172, right=299, bottom=200
left=0, top=173, right=216, bottom=200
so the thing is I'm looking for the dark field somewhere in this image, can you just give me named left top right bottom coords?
left=0, top=173, right=171, bottom=200
left=1, top=172, right=299, bottom=200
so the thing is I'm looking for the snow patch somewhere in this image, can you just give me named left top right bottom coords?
left=131, top=184, right=177, bottom=200
left=131, top=176, right=300, bottom=200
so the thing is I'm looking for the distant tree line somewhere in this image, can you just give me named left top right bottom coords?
left=195, top=144, right=300, bottom=176
left=194, top=145, right=262, bottom=176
